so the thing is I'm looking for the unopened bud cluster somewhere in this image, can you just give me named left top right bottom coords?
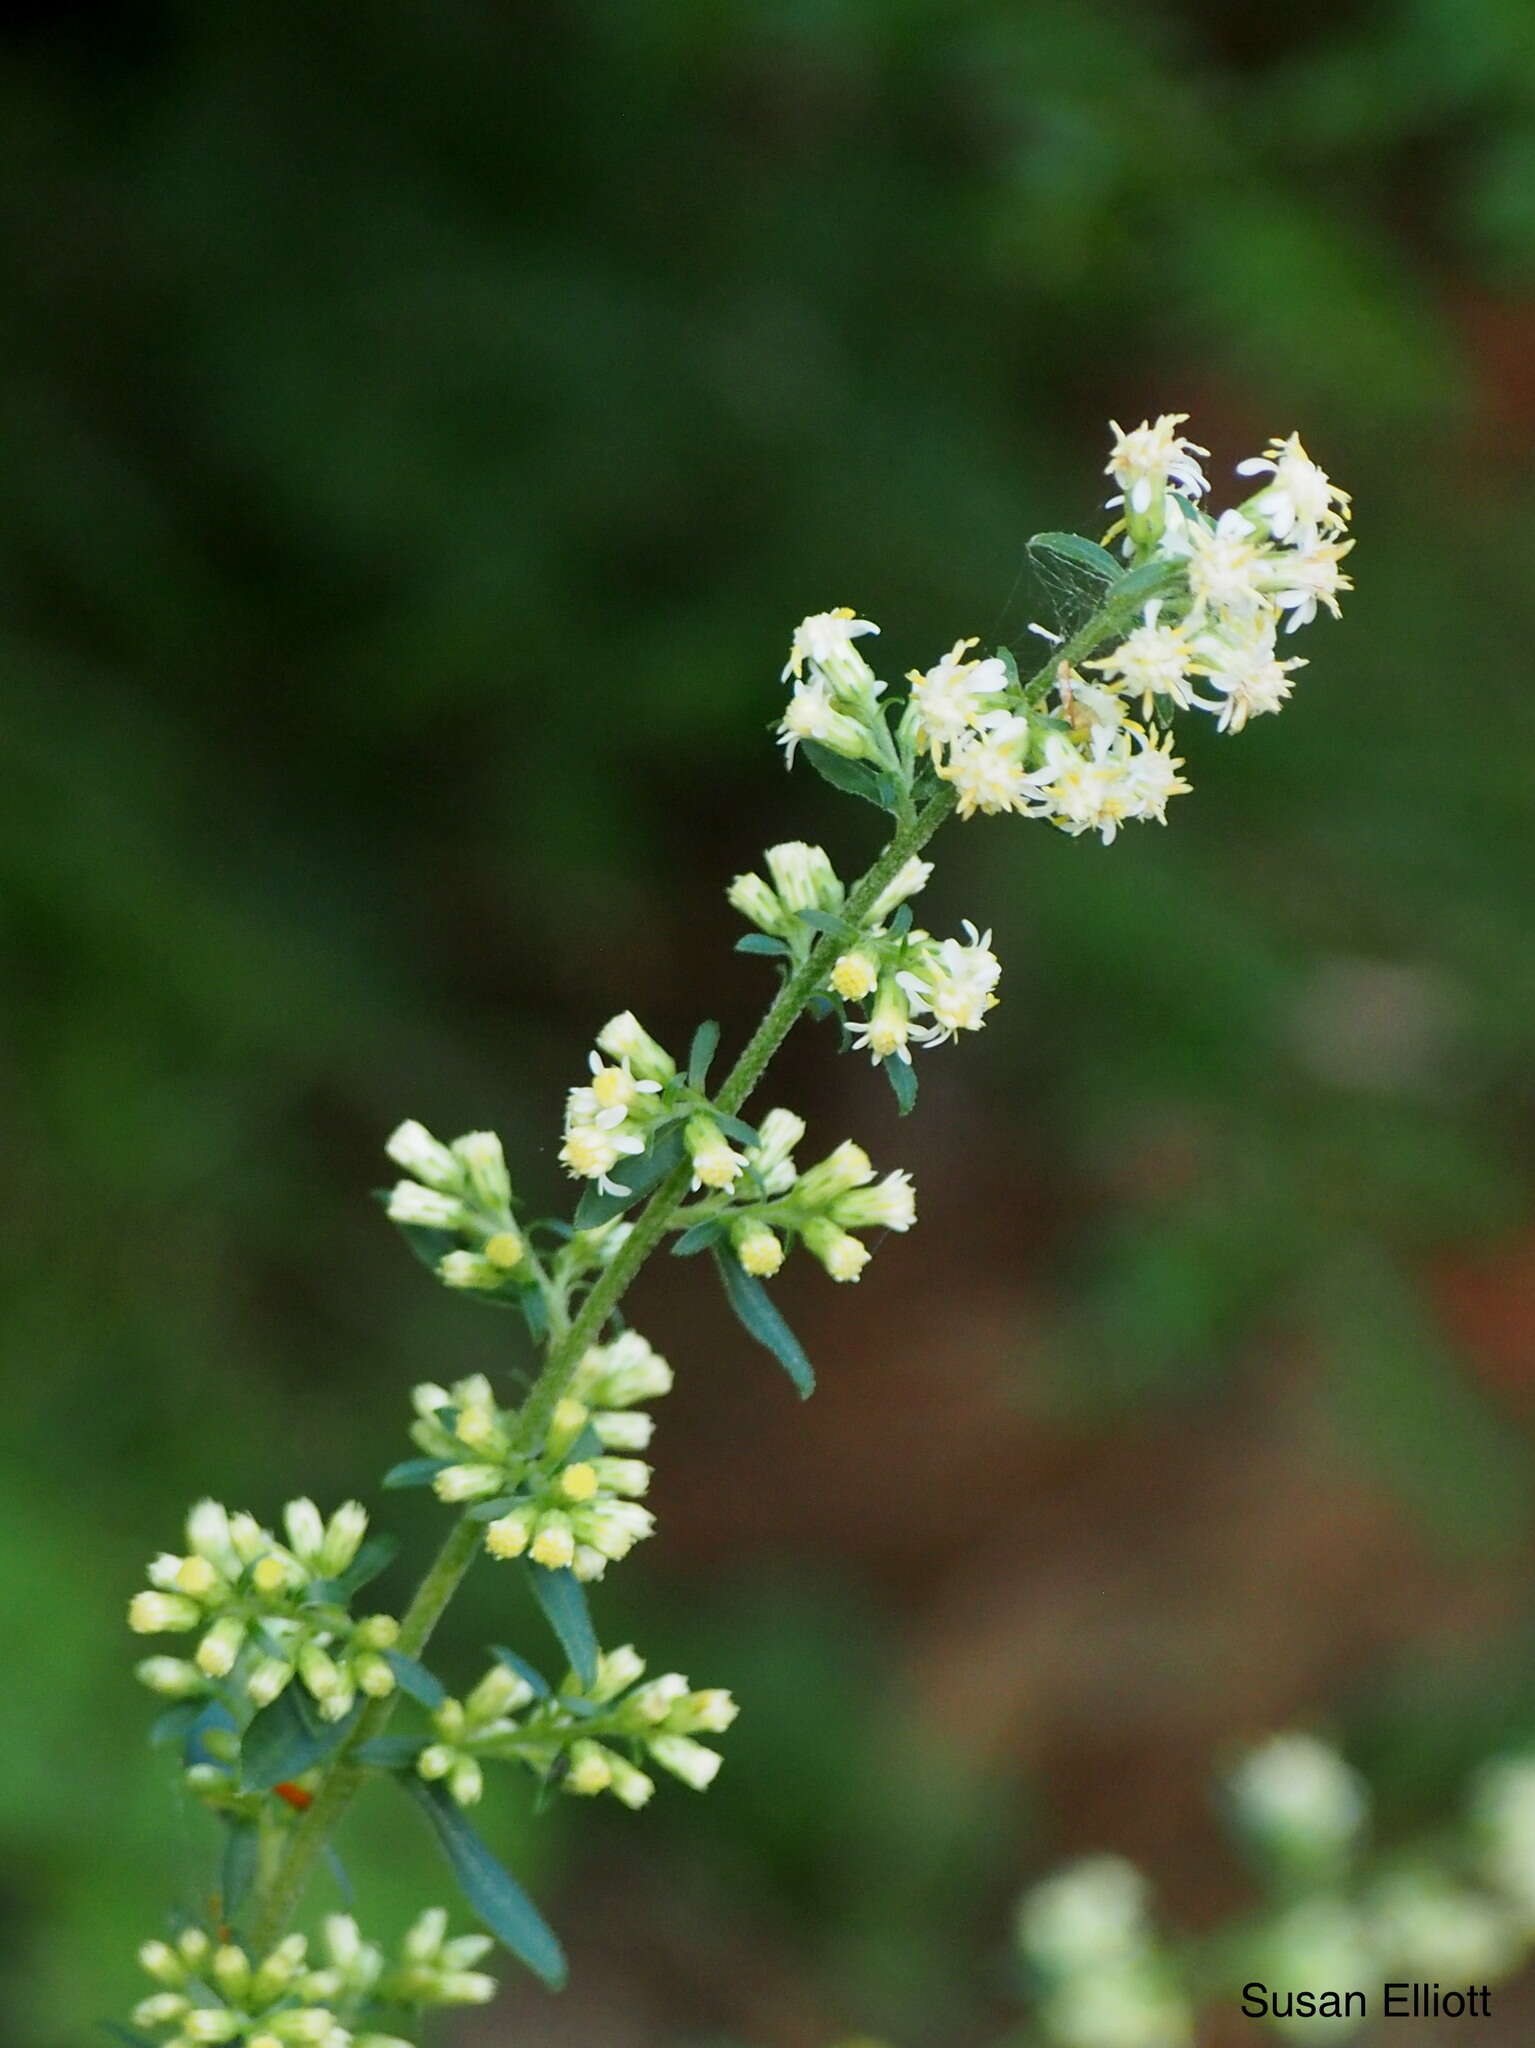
left=129, top=1498, right=397, bottom=1726
left=383, top=1122, right=527, bottom=1292
left=408, top=1338, right=670, bottom=1578
left=132, top=1912, right=495, bottom=2048
left=668, top=1109, right=914, bottom=1283
left=408, top=1642, right=737, bottom=1812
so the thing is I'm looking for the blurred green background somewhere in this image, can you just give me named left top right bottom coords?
left=5, top=3, right=1535, bottom=2043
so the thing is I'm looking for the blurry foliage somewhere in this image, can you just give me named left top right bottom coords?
left=3, top=1, right=1535, bottom=2042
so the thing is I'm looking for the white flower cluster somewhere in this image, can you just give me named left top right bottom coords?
left=1227, top=1731, right=1369, bottom=1869
left=1109, top=418, right=1353, bottom=734
left=729, top=843, right=999, bottom=1066
left=777, top=609, right=891, bottom=770
left=773, top=418, right=1349, bottom=846
left=1015, top=1732, right=1535, bottom=2047
left=408, top=1341, right=670, bottom=1579
left=129, top=1498, right=398, bottom=1723
left=383, top=1121, right=526, bottom=1290
left=409, top=1642, right=737, bottom=1812
left=559, top=1012, right=679, bottom=1196
left=133, top=1912, right=495, bottom=2048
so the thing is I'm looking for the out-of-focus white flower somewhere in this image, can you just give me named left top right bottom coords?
left=1227, top=1734, right=1368, bottom=1860
left=1019, top=1857, right=1153, bottom=1972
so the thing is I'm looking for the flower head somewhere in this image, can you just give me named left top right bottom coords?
left=1105, top=413, right=1210, bottom=517
left=1236, top=432, right=1351, bottom=543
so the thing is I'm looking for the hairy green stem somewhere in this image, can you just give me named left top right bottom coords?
left=246, top=583, right=1141, bottom=1952
left=247, top=1513, right=482, bottom=1951
left=512, top=778, right=957, bottom=1451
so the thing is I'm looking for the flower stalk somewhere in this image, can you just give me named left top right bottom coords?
left=124, top=416, right=1355, bottom=2040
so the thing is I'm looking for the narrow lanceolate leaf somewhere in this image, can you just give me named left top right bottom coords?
left=572, top=1124, right=686, bottom=1230
left=306, top=1533, right=400, bottom=1604
left=382, top=1456, right=453, bottom=1490
left=801, top=740, right=890, bottom=811
left=883, top=1055, right=918, bottom=1115
left=687, top=1019, right=721, bottom=1091
left=220, top=1817, right=260, bottom=1926
left=148, top=1701, right=203, bottom=1751
left=795, top=907, right=852, bottom=938
left=382, top=1650, right=448, bottom=1709
left=389, top=1219, right=463, bottom=1272
left=185, top=1700, right=240, bottom=1769
left=734, top=933, right=790, bottom=958
left=354, top=1734, right=428, bottom=1771
left=1107, top=555, right=1179, bottom=612
left=671, top=1216, right=727, bottom=1257
left=403, top=1777, right=567, bottom=1989
left=491, top=1644, right=551, bottom=1699
left=1027, top=530, right=1120, bottom=589
left=711, top=1247, right=816, bottom=1398
left=322, top=1843, right=356, bottom=1909
left=240, top=1686, right=359, bottom=1793
left=524, top=1563, right=599, bottom=1690
left=712, top=1112, right=761, bottom=1148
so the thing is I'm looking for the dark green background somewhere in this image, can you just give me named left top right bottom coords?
left=5, top=4, right=1535, bottom=2043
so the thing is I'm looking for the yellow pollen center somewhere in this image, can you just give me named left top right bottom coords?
left=560, top=1462, right=599, bottom=1503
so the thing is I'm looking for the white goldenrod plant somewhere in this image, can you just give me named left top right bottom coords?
left=121, top=418, right=1353, bottom=2040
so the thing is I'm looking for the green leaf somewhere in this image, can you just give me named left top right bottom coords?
left=355, top=1734, right=427, bottom=1771
left=883, top=1055, right=918, bottom=1115
left=795, top=907, right=852, bottom=938
left=306, top=1533, right=400, bottom=1604
left=672, top=1217, right=726, bottom=1257
left=465, top=1493, right=522, bottom=1522
left=382, top=1456, right=452, bottom=1490
left=521, top=1288, right=550, bottom=1342
left=996, top=644, right=1021, bottom=687
left=712, top=1112, right=761, bottom=1148
left=185, top=1700, right=239, bottom=1768
left=322, top=1844, right=355, bottom=1908
left=1107, top=556, right=1178, bottom=613
left=572, top=1124, right=686, bottom=1230
left=687, top=1019, right=720, bottom=1090
left=392, top=1221, right=462, bottom=1273
left=711, top=1247, right=816, bottom=1398
left=886, top=904, right=913, bottom=938
left=221, top=1818, right=260, bottom=1927
left=240, top=1686, right=359, bottom=1793
left=734, top=933, right=790, bottom=958
left=402, top=1778, right=567, bottom=1989
left=148, top=1701, right=204, bottom=1751
left=491, top=1645, right=551, bottom=1698
left=99, top=2026, right=157, bottom=2047
left=1027, top=530, right=1120, bottom=587
left=383, top=1650, right=448, bottom=1709
left=801, top=740, right=890, bottom=811
left=524, top=1563, right=599, bottom=1689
